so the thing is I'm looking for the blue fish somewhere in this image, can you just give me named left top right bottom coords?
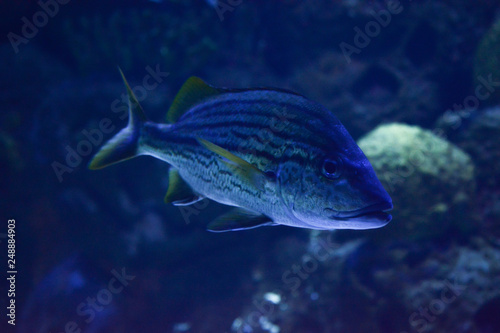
left=89, top=71, right=392, bottom=232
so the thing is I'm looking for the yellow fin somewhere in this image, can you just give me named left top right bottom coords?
left=197, top=138, right=267, bottom=189
left=164, top=169, right=203, bottom=206
left=88, top=68, right=146, bottom=170
left=208, top=208, right=276, bottom=232
left=166, top=77, right=221, bottom=123
left=118, top=67, right=147, bottom=122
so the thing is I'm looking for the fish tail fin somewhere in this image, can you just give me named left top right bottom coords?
left=88, top=68, right=148, bottom=170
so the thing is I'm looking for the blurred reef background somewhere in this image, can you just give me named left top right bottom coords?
left=1, top=0, right=500, bottom=332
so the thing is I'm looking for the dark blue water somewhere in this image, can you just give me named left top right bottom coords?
left=1, top=1, right=500, bottom=332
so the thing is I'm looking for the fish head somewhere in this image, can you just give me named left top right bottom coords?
left=279, top=139, right=392, bottom=230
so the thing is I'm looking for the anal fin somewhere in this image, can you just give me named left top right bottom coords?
left=208, top=208, right=276, bottom=232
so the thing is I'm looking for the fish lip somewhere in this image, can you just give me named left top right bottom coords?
left=328, top=202, right=392, bottom=218
left=326, top=202, right=393, bottom=224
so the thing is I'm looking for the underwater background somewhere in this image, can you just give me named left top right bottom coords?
left=1, top=0, right=500, bottom=332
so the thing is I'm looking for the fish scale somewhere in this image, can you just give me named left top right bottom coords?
left=174, top=95, right=334, bottom=151
left=141, top=124, right=273, bottom=210
left=89, top=73, right=392, bottom=232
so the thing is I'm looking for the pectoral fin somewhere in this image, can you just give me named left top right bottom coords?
left=208, top=208, right=277, bottom=232
left=197, top=138, right=267, bottom=190
left=164, top=169, right=204, bottom=206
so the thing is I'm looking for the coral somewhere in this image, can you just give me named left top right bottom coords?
left=457, top=107, right=500, bottom=239
left=396, top=238, right=500, bottom=333
left=230, top=232, right=500, bottom=333
left=458, top=106, right=500, bottom=188
left=357, top=123, right=476, bottom=241
left=287, top=1, right=494, bottom=138
left=290, top=52, right=439, bottom=139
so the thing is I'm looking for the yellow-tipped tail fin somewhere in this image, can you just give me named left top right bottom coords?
left=88, top=68, right=147, bottom=170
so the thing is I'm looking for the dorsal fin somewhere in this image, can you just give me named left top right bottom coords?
left=166, top=77, right=222, bottom=123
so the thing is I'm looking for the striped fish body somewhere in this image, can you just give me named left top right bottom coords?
left=141, top=90, right=332, bottom=227
left=90, top=74, right=393, bottom=232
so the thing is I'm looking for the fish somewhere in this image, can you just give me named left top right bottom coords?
left=89, top=70, right=393, bottom=232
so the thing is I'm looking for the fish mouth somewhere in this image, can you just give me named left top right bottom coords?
left=325, top=202, right=393, bottom=229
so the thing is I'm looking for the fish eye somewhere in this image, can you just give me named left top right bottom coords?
left=322, top=159, right=341, bottom=179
